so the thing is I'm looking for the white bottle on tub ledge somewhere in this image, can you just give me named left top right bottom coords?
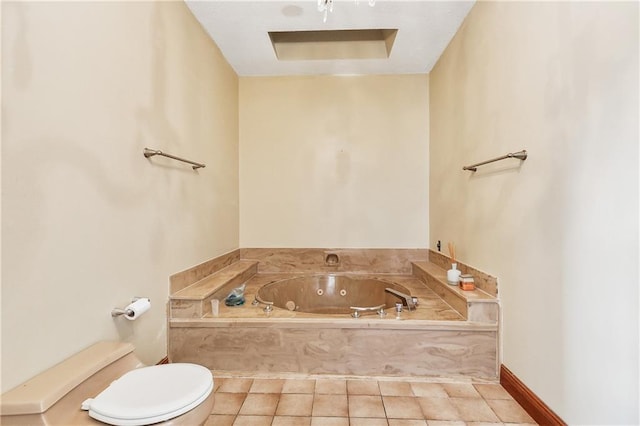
left=447, top=263, right=461, bottom=285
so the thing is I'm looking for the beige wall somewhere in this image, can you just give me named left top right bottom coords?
left=1, top=1, right=239, bottom=392
left=430, top=2, right=638, bottom=424
left=239, top=75, right=429, bottom=248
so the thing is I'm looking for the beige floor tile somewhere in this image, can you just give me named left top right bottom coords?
left=218, top=378, right=253, bottom=393
left=498, top=423, right=537, bottom=426
left=465, top=422, right=504, bottom=426
left=282, top=379, right=316, bottom=394
left=349, top=418, right=389, bottom=426
left=232, top=415, right=273, bottom=426
left=409, top=383, right=448, bottom=398
left=239, top=393, right=279, bottom=416
left=379, top=381, right=415, bottom=396
left=417, top=397, right=460, bottom=421
left=382, top=396, right=424, bottom=419
left=449, top=398, right=500, bottom=422
left=441, top=383, right=481, bottom=398
left=213, top=377, right=225, bottom=392
left=315, top=379, right=347, bottom=394
left=388, top=420, right=428, bottom=426
left=276, top=394, right=314, bottom=416
left=310, top=417, right=349, bottom=426
left=272, top=416, right=312, bottom=426
left=473, top=383, right=513, bottom=400
left=207, top=375, right=537, bottom=426
left=486, top=398, right=536, bottom=423
left=312, top=394, right=348, bottom=417
left=211, top=392, right=247, bottom=415
left=249, top=379, right=285, bottom=394
left=204, top=414, right=234, bottom=426
left=348, top=395, right=387, bottom=418
left=347, top=379, right=381, bottom=395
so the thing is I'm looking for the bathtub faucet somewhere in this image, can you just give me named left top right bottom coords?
left=252, top=295, right=274, bottom=313
left=385, top=288, right=417, bottom=311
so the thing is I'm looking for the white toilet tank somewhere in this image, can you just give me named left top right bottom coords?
left=0, top=341, right=215, bottom=426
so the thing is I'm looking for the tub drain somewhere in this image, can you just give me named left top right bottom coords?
left=285, top=300, right=296, bottom=311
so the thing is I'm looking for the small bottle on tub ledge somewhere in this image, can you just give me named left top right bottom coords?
left=447, top=263, right=461, bottom=285
left=446, top=242, right=461, bottom=285
left=459, top=274, right=476, bottom=291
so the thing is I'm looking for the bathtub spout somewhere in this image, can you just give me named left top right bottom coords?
left=385, top=288, right=417, bottom=311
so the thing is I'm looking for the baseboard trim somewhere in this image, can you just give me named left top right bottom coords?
left=500, top=364, right=566, bottom=425
left=156, top=356, right=169, bottom=365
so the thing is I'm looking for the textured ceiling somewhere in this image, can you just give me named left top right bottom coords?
left=185, top=1, right=475, bottom=76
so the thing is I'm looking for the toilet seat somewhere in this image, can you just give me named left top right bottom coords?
left=82, top=363, right=213, bottom=426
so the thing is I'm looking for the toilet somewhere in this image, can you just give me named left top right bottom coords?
left=0, top=341, right=215, bottom=426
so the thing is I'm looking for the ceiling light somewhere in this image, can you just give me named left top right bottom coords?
left=317, top=0, right=376, bottom=23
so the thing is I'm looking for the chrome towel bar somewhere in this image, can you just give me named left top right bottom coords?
left=463, top=150, right=527, bottom=172
left=143, top=148, right=205, bottom=170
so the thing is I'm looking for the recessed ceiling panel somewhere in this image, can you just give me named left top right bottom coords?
left=269, top=29, right=398, bottom=60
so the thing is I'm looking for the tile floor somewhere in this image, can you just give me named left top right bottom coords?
left=204, top=377, right=537, bottom=426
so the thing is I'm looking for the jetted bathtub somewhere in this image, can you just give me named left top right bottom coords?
left=254, top=274, right=414, bottom=316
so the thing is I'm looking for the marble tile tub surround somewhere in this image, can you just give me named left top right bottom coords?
left=168, top=248, right=500, bottom=322
left=170, top=261, right=258, bottom=319
left=168, top=250, right=500, bottom=380
left=428, top=249, right=498, bottom=297
left=413, top=262, right=499, bottom=323
left=240, top=248, right=428, bottom=274
left=171, top=323, right=499, bottom=380
left=169, top=274, right=499, bottom=380
left=170, top=249, right=241, bottom=294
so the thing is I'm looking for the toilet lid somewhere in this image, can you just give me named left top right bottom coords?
left=85, top=363, right=213, bottom=426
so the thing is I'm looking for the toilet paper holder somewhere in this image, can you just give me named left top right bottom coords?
left=111, top=297, right=150, bottom=318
